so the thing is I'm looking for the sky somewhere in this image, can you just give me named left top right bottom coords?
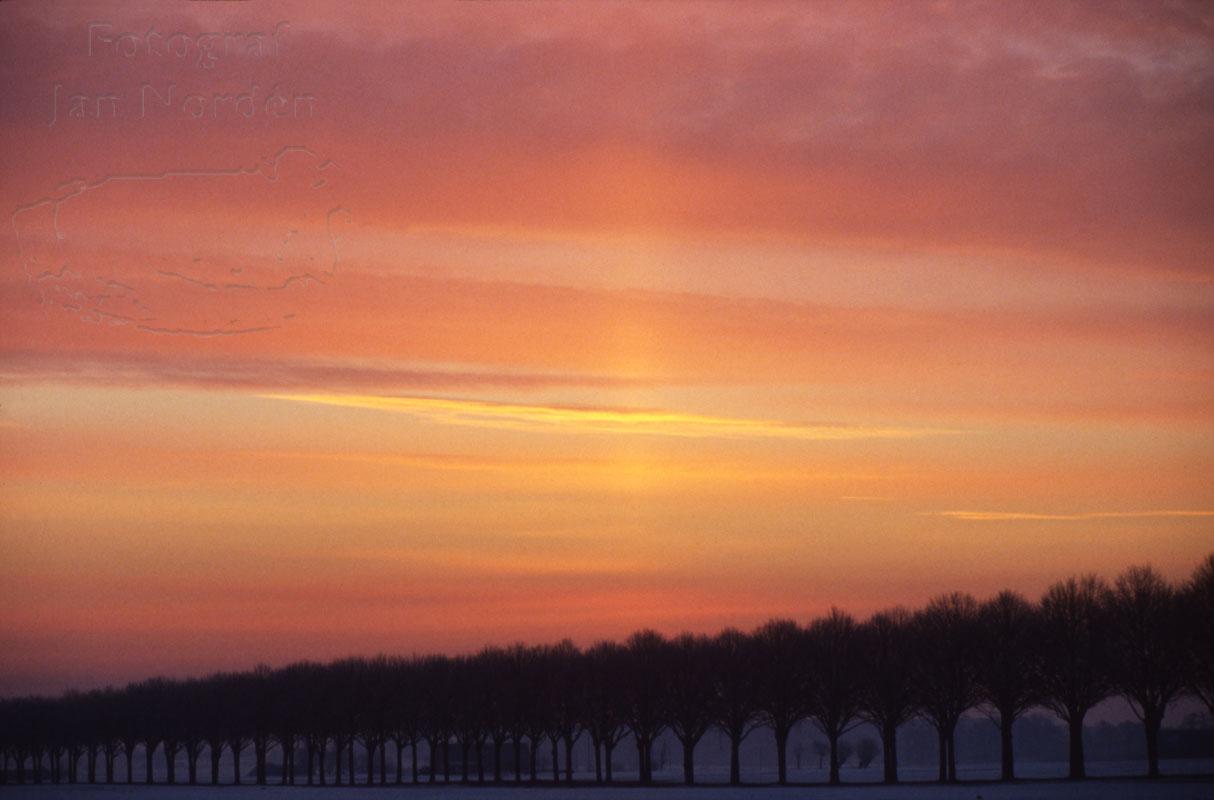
left=0, top=0, right=1211, bottom=697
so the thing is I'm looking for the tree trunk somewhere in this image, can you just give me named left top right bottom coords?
left=593, top=737, right=603, bottom=783
left=164, top=745, right=176, bottom=785
left=946, top=726, right=957, bottom=783
left=636, top=736, right=649, bottom=785
left=1068, top=712, right=1086, bottom=780
left=145, top=744, right=155, bottom=785
left=1145, top=708, right=1162, bottom=778
left=605, top=739, right=615, bottom=783
left=335, top=736, right=344, bottom=785
left=682, top=737, right=695, bottom=785
left=512, top=734, right=522, bottom=783
left=365, top=739, right=375, bottom=786
left=936, top=727, right=948, bottom=783
left=829, top=730, right=841, bottom=785
left=493, top=738, right=503, bottom=782
left=125, top=749, right=134, bottom=785
left=348, top=737, right=355, bottom=785
left=774, top=724, right=789, bottom=785
left=395, top=741, right=404, bottom=784
left=550, top=737, right=559, bottom=783
left=255, top=737, right=267, bottom=786
left=882, top=722, right=899, bottom=784
left=563, top=734, right=574, bottom=783
left=411, top=740, right=419, bottom=784
left=380, top=740, right=387, bottom=785
left=232, top=746, right=242, bottom=785
left=1000, top=711, right=1015, bottom=781
left=942, top=728, right=951, bottom=781
left=528, top=737, right=538, bottom=783
left=210, top=744, right=221, bottom=784
left=728, top=733, right=738, bottom=786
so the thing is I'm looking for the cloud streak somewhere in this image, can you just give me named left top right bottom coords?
left=934, top=510, right=1214, bottom=522
left=0, top=349, right=659, bottom=393
left=264, top=393, right=950, bottom=441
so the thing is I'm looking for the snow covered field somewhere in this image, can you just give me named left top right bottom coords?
left=4, top=758, right=1212, bottom=798
left=2, top=778, right=1214, bottom=800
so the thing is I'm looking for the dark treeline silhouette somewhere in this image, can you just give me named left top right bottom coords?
left=1, top=556, right=1211, bottom=788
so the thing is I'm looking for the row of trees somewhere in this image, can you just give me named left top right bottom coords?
left=2, top=556, right=1211, bottom=788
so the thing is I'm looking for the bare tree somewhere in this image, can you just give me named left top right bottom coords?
left=1182, top=554, right=1214, bottom=715
left=1038, top=575, right=1112, bottom=780
left=710, top=628, right=761, bottom=786
left=858, top=608, right=917, bottom=784
left=384, top=657, right=421, bottom=784
left=1108, top=565, right=1186, bottom=778
left=807, top=608, right=865, bottom=785
left=752, top=619, right=810, bottom=785
left=621, top=630, right=668, bottom=785
left=583, top=641, right=628, bottom=784
left=913, top=592, right=981, bottom=783
left=417, top=655, right=455, bottom=784
left=516, top=646, right=549, bottom=784
left=976, top=590, right=1041, bottom=781
left=499, top=644, right=534, bottom=783
left=665, top=633, right=718, bottom=785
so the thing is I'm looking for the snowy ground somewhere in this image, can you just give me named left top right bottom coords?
left=4, top=760, right=1212, bottom=798
left=2, top=778, right=1214, bottom=800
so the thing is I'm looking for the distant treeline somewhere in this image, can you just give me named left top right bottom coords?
left=1, top=555, right=1211, bottom=788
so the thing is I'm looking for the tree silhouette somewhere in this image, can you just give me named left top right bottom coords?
left=858, top=608, right=917, bottom=784
left=664, top=633, right=718, bottom=785
left=417, top=655, right=455, bottom=784
left=976, top=590, right=1040, bottom=781
left=500, top=644, right=534, bottom=784
left=752, top=619, right=810, bottom=785
left=198, top=676, right=228, bottom=785
left=1107, top=565, right=1186, bottom=778
left=1038, top=575, right=1112, bottom=780
left=913, top=592, right=981, bottom=783
left=178, top=680, right=209, bottom=785
left=385, top=657, right=422, bottom=784
left=1, top=552, right=1209, bottom=787
left=220, top=674, right=252, bottom=785
left=806, top=608, right=865, bottom=785
left=620, top=630, right=668, bottom=785
left=516, top=646, right=549, bottom=784
left=710, top=628, right=761, bottom=786
left=1183, top=554, right=1214, bottom=715
left=583, top=640, right=628, bottom=784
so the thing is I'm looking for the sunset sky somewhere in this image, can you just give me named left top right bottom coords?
left=0, top=0, right=1211, bottom=697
